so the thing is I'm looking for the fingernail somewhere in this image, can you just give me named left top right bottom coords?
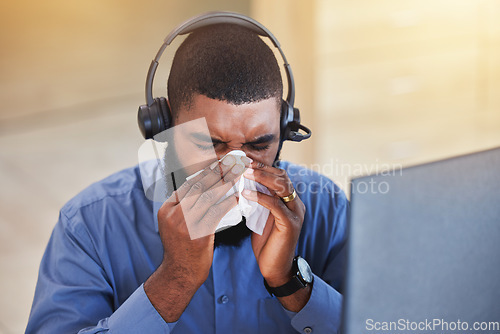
left=231, top=163, right=245, bottom=174
left=241, top=156, right=253, bottom=165
left=242, top=189, right=252, bottom=196
left=212, top=163, right=221, bottom=173
left=244, top=168, right=254, bottom=175
left=222, top=155, right=235, bottom=166
left=210, top=161, right=219, bottom=170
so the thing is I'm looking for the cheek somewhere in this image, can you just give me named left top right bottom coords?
left=171, top=132, right=216, bottom=175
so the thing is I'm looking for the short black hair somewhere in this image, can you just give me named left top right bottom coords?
left=167, top=23, right=283, bottom=114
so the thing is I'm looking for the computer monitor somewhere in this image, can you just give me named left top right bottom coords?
left=342, top=147, right=500, bottom=334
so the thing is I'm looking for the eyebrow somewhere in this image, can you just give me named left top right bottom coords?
left=189, top=132, right=276, bottom=145
left=244, top=134, right=276, bottom=145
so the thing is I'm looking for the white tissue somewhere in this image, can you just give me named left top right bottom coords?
left=186, top=150, right=270, bottom=235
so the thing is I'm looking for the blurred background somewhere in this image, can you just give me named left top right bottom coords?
left=1, top=0, right=499, bottom=332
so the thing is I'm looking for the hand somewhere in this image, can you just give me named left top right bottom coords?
left=145, top=154, right=250, bottom=321
left=159, top=153, right=250, bottom=283
left=242, top=161, right=306, bottom=287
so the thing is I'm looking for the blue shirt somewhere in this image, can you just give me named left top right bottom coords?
left=26, top=161, right=348, bottom=333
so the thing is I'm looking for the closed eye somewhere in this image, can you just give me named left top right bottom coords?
left=189, top=132, right=276, bottom=152
left=248, top=144, right=270, bottom=151
left=195, top=143, right=214, bottom=151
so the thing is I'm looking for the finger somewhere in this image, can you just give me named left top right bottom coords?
left=181, top=178, right=234, bottom=225
left=174, top=167, right=214, bottom=201
left=184, top=151, right=250, bottom=199
left=243, top=167, right=293, bottom=198
left=241, top=189, right=295, bottom=231
left=249, top=160, right=286, bottom=176
left=187, top=194, right=239, bottom=240
left=182, top=162, right=246, bottom=211
left=221, top=160, right=247, bottom=183
left=182, top=160, right=248, bottom=225
left=176, top=153, right=247, bottom=205
left=179, top=165, right=225, bottom=207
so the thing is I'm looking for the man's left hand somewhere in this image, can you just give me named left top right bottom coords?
left=242, top=161, right=306, bottom=288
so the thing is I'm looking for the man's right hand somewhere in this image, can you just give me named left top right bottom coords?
left=144, top=153, right=250, bottom=322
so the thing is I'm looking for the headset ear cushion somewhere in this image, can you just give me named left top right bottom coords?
left=157, top=97, right=172, bottom=131
left=137, top=104, right=154, bottom=139
left=137, top=97, right=172, bottom=139
left=280, top=99, right=292, bottom=142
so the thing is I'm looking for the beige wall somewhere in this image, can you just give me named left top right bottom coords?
left=251, top=0, right=317, bottom=165
left=255, top=0, right=500, bottom=193
left=316, top=0, right=500, bottom=192
left=0, top=0, right=250, bottom=121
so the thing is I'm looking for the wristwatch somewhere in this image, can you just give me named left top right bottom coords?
left=263, top=256, right=314, bottom=297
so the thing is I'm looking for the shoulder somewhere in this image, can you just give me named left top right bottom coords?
left=279, top=160, right=348, bottom=209
left=48, top=166, right=158, bottom=291
left=59, top=165, right=149, bottom=229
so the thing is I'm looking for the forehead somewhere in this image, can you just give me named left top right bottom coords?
left=175, top=94, right=281, bottom=140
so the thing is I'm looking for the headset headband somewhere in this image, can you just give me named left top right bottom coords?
left=144, top=11, right=295, bottom=108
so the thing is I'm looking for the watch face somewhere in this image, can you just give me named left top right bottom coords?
left=297, top=257, right=313, bottom=283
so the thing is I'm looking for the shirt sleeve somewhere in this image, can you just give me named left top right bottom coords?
left=288, top=274, right=343, bottom=334
left=79, top=285, right=178, bottom=334
left=26, top=211, right=176, bottom=334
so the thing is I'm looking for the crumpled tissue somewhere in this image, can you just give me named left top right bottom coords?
left=186, top=150, right=271, bottom=235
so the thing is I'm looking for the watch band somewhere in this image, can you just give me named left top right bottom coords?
left=263, top=256, right=313, bottom=297
left=263, top=276, right=306, bottom=297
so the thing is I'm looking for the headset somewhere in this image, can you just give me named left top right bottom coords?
left=137, top=11, right=311, bottom=145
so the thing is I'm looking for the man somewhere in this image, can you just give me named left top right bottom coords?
left=27, top=15, right=348, bottom=333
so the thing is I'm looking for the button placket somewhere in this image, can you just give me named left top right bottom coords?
left=218, top=295, right=229, bottom=304
left=212, top=246, right=235, bottom=333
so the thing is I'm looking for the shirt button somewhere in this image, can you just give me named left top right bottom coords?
left=303, top=327, right=312, bottom=333
left=219, top=295, right=229, bottom=304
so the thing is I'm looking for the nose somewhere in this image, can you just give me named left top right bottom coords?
left=216, top=148, right=253, bottom=166
left=217, top=147, right=248, bottom=160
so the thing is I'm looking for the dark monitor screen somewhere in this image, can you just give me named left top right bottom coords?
left=342, top=147, right=500, bottom=334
